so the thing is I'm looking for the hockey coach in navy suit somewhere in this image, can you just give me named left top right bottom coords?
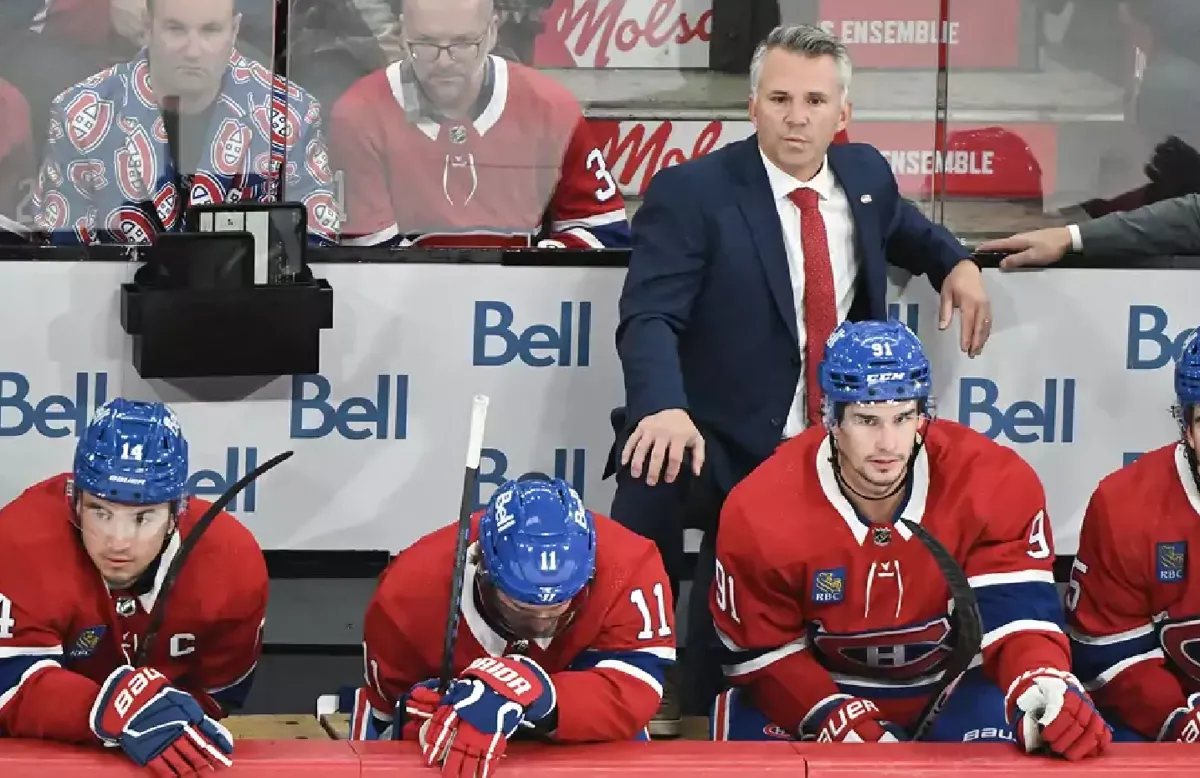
left=606, top=24, right=994, bottom=727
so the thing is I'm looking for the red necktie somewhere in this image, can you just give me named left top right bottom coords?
left=788, top=187, right=838, bottom=427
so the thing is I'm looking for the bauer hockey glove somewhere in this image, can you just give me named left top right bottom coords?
left=801, top=694, right=907, bottom=743
left=1159, top=692, right=1200, bottom=742
left=420, top=655, right=556, bottom=778
left=91, top=665, right=234, bottom=777
left=1004, top=667, right=1111, bottom=760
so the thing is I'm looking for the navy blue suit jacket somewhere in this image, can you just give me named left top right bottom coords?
left=615, top=136, right=969, bottom=490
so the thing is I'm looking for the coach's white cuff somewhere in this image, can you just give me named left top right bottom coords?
left=1067, top=224, right=1082, bottom=252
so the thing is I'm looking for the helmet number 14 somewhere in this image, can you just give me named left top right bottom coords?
left=629, top=583, right=672, bottom=640
left=121, top=442, right=144, bottom=461
left=0, top=593, right=15, bottom=639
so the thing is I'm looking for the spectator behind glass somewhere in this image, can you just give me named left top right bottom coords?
left=0, top=77, right=35, bottom=239
left=33, top=0, right=340, bottom=246
left=327, top=0, right=629, bottom=249
left=0, top=0, right=131, bottom=148
left=286, top=0, right=404, bottom=122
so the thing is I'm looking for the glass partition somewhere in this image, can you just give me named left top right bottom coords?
left=940, top=0, right=1197, bottom=239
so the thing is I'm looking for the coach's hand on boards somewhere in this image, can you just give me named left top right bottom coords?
left=1160, top=692, right=1200, bottom=742
left=91, top=665, right=234, bottom=777
left=1004, top=668, right=1111, bottom=760
left=622, top=408, right=705, bottom=486
left=420, top=655, right=556, bottom=778
left=804, top=695, right=906, bottom=743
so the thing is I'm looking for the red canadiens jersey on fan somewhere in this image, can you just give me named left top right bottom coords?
left=329, top=56, right=630, bottom=249
left=711, top=421, right=1070, bottom=736
left=357, top=512, right=674, bottom=742
left=0, top=474, right=268, bottom=743
left=1067, top=443, right=1200, bottom=740
left=33, top=51, right=341, bottom=246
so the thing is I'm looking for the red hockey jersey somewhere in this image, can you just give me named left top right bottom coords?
left=359, top=512, right=674, bottom=743
left=711, top=421, right=1070, bottom=736
left=328, top=56, right=629, bottom=249
left=0, top=76, right=33, bottom=229
left=0, top=474, right=268, bottom=743
left=1067, top=443, right=1200, bottom=740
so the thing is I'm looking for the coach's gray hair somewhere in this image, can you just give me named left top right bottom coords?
left=749, top=25, right=853, bottom=101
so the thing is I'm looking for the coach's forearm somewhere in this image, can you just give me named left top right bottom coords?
left=0, top=665, right=100, bottom=743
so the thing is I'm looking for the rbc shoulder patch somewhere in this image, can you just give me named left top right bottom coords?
left=1157, top=542, right=1187, bottom=583
left=67, top=625, right=107, bottom=660
left=812, top=567, right=846, bottom=604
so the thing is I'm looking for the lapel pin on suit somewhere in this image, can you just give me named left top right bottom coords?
left=860, top=194, right=872, bottom=204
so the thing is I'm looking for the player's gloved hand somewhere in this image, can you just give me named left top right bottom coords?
left=1005, top=667, right=1111, bottom=760
left=1159, top=692, right=1200, bottom=742
left=90, top=665, right=234, bottom=777
left=802, top=694, right=906, bottom=743
left=420, top=655, right=556, bottom=778
left=397, top=679, right=443, bottom=740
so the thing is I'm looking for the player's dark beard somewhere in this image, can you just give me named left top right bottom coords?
left=828, top=431, right=925, bottom=504
left=473, top=571, right=586, bottom=642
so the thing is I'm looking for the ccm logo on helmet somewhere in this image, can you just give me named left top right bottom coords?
left=466, top=656, right=535, bottom=697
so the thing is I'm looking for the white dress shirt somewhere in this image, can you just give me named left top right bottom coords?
left=759, top=148, right=859, bottom=438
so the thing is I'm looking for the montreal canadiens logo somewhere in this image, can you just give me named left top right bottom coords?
left=154, top=183, right=179, bottom=230
left=107, top=206, right=155, bottom=244
left=304, top=191, right=340, bottom=239
left=40, top=191, right=70, bottom=231
left=305, top=139, right=332, bottom=185
left=132, top=61, right=156, bottom=108
left=189, top=172, right=226, bottom=205
left=63, top=91, right=113, bottom=154
left=212, top=119, right=251, bottom=177
left=67, top=160, right=105, bottom=192
left=253, top=102, right=301, bottom=150
left=762, top=724, right=791, bottom=739
left=115, top=127, right=157, bottom=201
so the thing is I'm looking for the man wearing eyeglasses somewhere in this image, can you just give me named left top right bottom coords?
left=327, top=0, right=630, bottom=249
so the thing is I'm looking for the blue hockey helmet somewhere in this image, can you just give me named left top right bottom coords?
left=72, top=399, right=189, bottom=505
left=819, top=320, right=932, bottom=407
left=1176, top=328, right=1200, bottom=408
left=478, top=478, right=597, bottom=607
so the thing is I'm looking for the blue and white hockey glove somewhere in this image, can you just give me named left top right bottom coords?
left=1160, top=692, right=1200, bottom=742
left=1004, top=667, right=1111, bottom=760
left=801, top=694, right=907, bottom=742
left=420, top=655, right=556, bottom=778
left=90, top=665, right=234, bottom=776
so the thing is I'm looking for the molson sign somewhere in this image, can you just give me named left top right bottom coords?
left=532, top=0, right=1024, bottom=69
left=588, top=119, right=1057, bottom=200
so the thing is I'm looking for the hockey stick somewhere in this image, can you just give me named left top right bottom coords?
left=439, top=394, right=491, bottom=693
left=898, top=518, right=983, bottom=742
left=134, top=450, right=295, bottom=667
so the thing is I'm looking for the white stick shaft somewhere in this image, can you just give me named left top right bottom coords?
left=464, top=395, right=490, bottom=469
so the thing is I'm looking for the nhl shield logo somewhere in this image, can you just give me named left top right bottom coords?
left=448, top=125, right=468, bottom=145
left=115, top=597, right=137, bottom=617
left=873, top=526, right=892, bottom=546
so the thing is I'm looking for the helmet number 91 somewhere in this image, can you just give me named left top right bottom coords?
left=871, top=342, right=894, bottom=358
